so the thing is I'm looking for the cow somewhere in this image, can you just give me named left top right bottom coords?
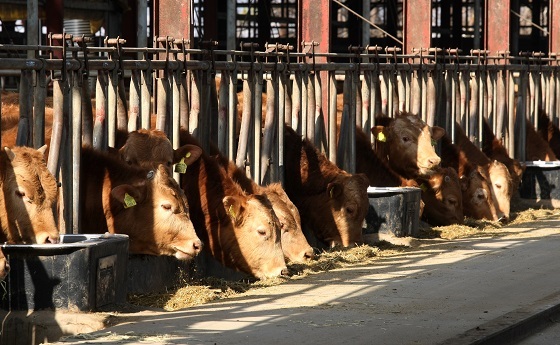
left=213, top=153, right=314, bottom=263
left=180, top=131, right=288, bottom=279
left=0, top=248, right=9, bottom=281
left=371, top=112, right=446, bottom=179
left=0, top=145, right=60, bottom=244
left=118, top=129, right=313, bottom=264
left=480, top=119, right=525, bottom=193
left=118, top=129, right=199, bottom=175
left=536, top=110, right=560, bottom=159
left=355, top=126, right=463, bottom=226
left=283, top=125, right=369, bottom=248
left=417, top=167, right=464, bottom=226
left=526, top=120, right=558, bottom=161
left=79, top=146, right=203, bottom=260
left=452, top=124, right=513, bottom=222
left=440, top=134, right=499, bottom=221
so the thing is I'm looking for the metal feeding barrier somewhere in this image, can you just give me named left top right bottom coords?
left=1, top=34, right=560, bottom=234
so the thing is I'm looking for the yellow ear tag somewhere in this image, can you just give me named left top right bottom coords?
left=228, top=204, right=236, bottom=219
left=186, top=152, right=191, bottom=159
left=174, top=157, right=187, bottom=174
left=377, top=132, right=386, bottom=142
left=329, top=188, right=334, bottom=198
left=420, top=183, right=428, bottom=192
left=431, top=139, right=437, bottom=147
left=124, top=193, right=137, bottom=208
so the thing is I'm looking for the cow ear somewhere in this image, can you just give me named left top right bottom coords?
left=327, top=181, right=343, bottom=199
left=355, top=173, right=370, bottom=189
left=174, top=144, right=203, bottom=165
left=371, top=126, right=387, bottom=142
left=431, top=126, right=446, bottom=140
left=223, top=195, right=245, bottom=222
left=37, top=145, right=48, bottom=157
left=111, top=184, right=144, bottom=208
left=4, top=147, right=15, bottom=161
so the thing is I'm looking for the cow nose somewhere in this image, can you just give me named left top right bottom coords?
left=498, top=214, right=509, bottom=223
left=428, top=156, right=441, bottom=167
left=280, top=267, right=291, bottom=277
left=303, top=248, right=315, bottom=261
left=193, top=239, right=203, bottom=253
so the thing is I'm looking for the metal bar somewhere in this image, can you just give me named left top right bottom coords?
left=93, top=71, right=107, bottom=150
left=33, top=70, right=46, bottom=148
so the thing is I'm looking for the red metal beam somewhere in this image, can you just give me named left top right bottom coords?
left=299, top=0, right=331, bottom=137
left=551, top=0, right=560, bottom=53
left=45, top=0, right=64, bottom=58
left=485, top=0, right=510, bottom=55
left=403, top=0, right=431, bottom=54
left=155, top=0, right=191, bottom=42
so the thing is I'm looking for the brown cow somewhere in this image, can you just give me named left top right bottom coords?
left=417, top=166, right=464, bottom=226
left=119, top=129, right=313, bottom=264
left=118, top=129, right=199, bottom=174
left=355, top=126, right=463, bottom=226
left=0, top=248, right=8, bottom=281
left=440, top=134, right=498, bottom=221
left=526, top=120, right=558, bottom=161
left=284, top=125, right=369, bottom=248
left=371, top=112, right=446, bottom=179
left=480, top=119, right=525, bottom=193
left=180, top=131, right=288, bottom=279
left=0, top=145, right=60, bottom=244
left=213, top=153, right=314, bottom=263
left=536, top=110, right=560, bottom=159
left=79, top=146, right=203, bottom=259
left=452, top=125, right=512, bottom=222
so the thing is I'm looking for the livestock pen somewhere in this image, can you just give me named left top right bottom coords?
left=1, top=36, right=559, bottom=234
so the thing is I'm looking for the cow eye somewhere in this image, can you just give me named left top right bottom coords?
left=447, top=198, right=457, bottom=207
left=495, top=183, right=502, bottom=189
left=161, top=203, right=172, bottom=211
left=346, top=206, right=355, bottom=215
left=15, top=190, right=25, bottom=198
left=257, top=228, right=267, bottom=236
left=402, top=136, right=410, bottom=142
left=126, top=160, right=133, bottom=165
left=167, top=161, right=173, bottom=167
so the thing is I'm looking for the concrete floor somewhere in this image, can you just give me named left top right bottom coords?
left=38, top=216, right=560, bottom=345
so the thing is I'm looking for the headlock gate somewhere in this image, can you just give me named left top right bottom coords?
left=1, top=35, right=559, bottom=233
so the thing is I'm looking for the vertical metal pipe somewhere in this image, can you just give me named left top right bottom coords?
left=426, top=72, right=436, bottom=127
left=189, top=71, right=201, bottom=136
left=236, top=76, right=253, bottom=168
left=17, top=70, right=32, bottom=146
left=301, top=70, right=309, bottom=139
left=94, top=71, right=107, bottom=150
left=156, top=78, right=169, bottom=133
left=362, top=71, right=371, bottom=131
left=410, top=70, right=421, bottom=115
left=137, top=0, right=148, bottom=49
left=129, top=70, right=141, bottom=132
left=82, top=76, right=94, bottom=147
left=379, top=71, right=388, bottom=115
left=228, top=69, right=238, bottom=160
left=469, top=72, right=479, bottom=142
left=507, top=70, right=516, bottom=156
left=48, top=80, right=64, bottom=176
left=253, top=69, right=263, bottom=183
left=172, top=72, right=181, bottom=182
left=495, top=70, right=506, bottom=139
left=261, top=77, right=277, bottom=182
left=141, top=66, right=152, bottom=129
left=397, top=70, right=406, bottom=113
left=34, top=70, right=47, bottom=148
left=276, top=68, right=286, bottom=184
left=107, top=70, right=118, bottom=148
left=71, top=72, right=82, bottom=234
left=291, top=71, right=302, bottom=131
left=328, top=71, right=337, bottom=163
left=218, top=72, right=229, bottom=154
left=306, top=73, right=316, bottom=143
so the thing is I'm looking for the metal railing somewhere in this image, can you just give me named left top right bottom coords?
left=1, top=34, right=559, bottom=233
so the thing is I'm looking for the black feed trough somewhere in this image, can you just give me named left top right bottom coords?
left=518, top=161, right=560, bottom=201
left=364, top=186, right=422, bottom=239
left=1, top=233, right=129, bottom=312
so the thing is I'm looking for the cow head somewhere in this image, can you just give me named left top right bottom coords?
left=485, top=160, right=513, bottom=223
left=119, top=129, right=202, bottom=175
left=261, top=183, right=314, bottom=263
left=222, top=193, right=288, bottom=279
left=0, top=145, right=59, bottom=244
left=110, top=165, right=202, bottom=260
left=420, top=167, right=464, bottom=226
left=372, top=113, right=445, bottom=178
left=302, top=173, right=369, bottom=248
left=459, top=167, right=498, bottom=221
